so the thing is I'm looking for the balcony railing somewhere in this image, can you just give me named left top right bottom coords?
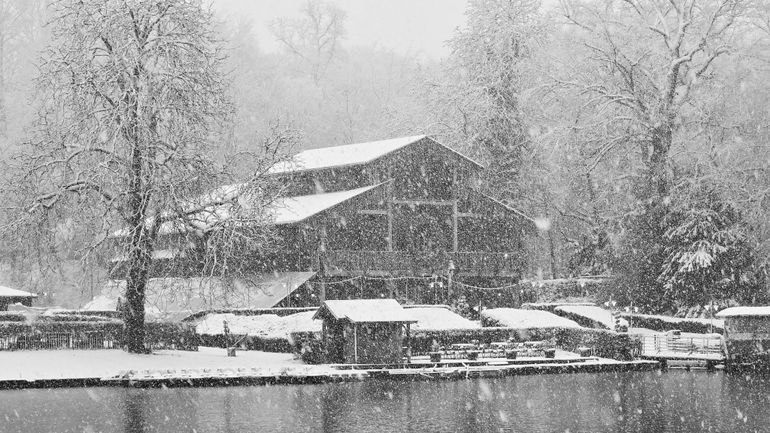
left=323, top=250, right=523, bottom=277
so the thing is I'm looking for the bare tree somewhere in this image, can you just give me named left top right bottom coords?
left=270, top=0, right=346, bottom=85
left=2, top=0, right=287, bottom=353
left=557, top=0, right=749, bottom=200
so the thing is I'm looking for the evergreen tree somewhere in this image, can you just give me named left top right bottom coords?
left=659, top=185, right=765, bottom=307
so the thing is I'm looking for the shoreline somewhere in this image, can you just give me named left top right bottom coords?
left=0, top=347, right=660, bottom=390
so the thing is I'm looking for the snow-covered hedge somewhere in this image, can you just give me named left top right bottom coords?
left=480, top=308, right=582, bottom=329
left=554, top=305, right=615, bottom=330
left=620, top=313, right=724, bottom=334
left=555, top=328, right=638, bottom=361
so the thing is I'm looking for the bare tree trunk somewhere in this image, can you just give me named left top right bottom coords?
left=124, top=251, right=149, bottom=353
left=123, top=89, right=151, bottom=353
left=639, top=122, right=673, bottom=200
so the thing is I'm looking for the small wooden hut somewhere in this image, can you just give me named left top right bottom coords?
left=717, top=306, right=770, bottom=369
left=313, top=299, right=417, bottom=364
left=0, top=286, right=37, bottom=311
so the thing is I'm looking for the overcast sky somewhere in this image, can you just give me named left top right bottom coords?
left=213, top=0, right=469, bottom=60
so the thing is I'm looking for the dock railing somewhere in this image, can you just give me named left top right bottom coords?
left=0, top=332, right=117, bottom=350
left=636, top=334, right=723, bottom=358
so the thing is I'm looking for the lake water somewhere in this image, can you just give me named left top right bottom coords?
left=1, top=371, right=769, bottom=432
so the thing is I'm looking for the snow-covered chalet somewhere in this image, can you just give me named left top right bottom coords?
left=105, top=135, right=534, bottom=313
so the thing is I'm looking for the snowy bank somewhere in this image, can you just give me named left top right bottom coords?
left=0, top=347, right=331, bottom=381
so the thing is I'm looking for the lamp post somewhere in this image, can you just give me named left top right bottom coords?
left=447, top=259, right=456, bottom=303
left=318, top=227, right=327, bottom=302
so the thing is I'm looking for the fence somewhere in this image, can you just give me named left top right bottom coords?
left=636, top=334, right=723, bottom=357
left=0, top=332, right=117, bottom=350
left=0, top=321, right=197, bottom=351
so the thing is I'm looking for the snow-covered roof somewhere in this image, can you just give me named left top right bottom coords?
left=271, top=184, right=383, bottom=225
left=716, top=306, right=770, bottom=318
left=404, top=305, right=480, bottom=331
left=0, top=286, right=37, bottom=298
left=481, top=308, right=582, bottom=329
left=268, top=135, right=427, bottom=175
left=112, top=183, right=384, bottom=239
left=314, top=299, right=417, bottom=323
left=87, top=272, right=316, bottom=316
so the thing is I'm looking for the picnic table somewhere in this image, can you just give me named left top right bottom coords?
left=426, top=340, right=557, bottom=361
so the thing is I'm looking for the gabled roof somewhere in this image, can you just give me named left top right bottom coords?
left=113, top=183, right=385, bottom=238
left=268, top=135, right=483, bottom=175
left=271, top=183, right=383, bottom=225
left=313, top=299, right=417, bottom=323
left=0, top=286, right=37, bottom=298
left=88, top=272, right=316, bottom=316
left=269, top=135, right=426, bottom=175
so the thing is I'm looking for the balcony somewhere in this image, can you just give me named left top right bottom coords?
left=323, top=250, right=524, bottom=277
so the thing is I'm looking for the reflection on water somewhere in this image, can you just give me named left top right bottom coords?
left=1, top=371, right=770, bottom=432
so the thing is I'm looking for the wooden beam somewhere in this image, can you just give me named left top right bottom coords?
left=357, top=209, right=388, bottom=215
left=387, top=165, right=394, bottom=251
left=353, top=324, right=359, bottom=363
left=392, top=199, right=454, bottom=206
left=452, top=168, right=458, bottom=252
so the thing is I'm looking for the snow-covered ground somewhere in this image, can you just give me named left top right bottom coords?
left=405, top=306, right=481, bottom=331
left=0, top=347, right=334, bottom=381
left=481, top=308, right=582, bottom=329
left=195, top=311, right=321, bottom=339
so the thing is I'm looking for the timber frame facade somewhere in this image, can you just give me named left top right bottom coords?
left=263, top=135, right=534, bottom=304
left=110, top=135, right=534, bottom=308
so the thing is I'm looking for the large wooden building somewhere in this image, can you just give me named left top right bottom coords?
left=108, top=135, right=533, bottom=311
